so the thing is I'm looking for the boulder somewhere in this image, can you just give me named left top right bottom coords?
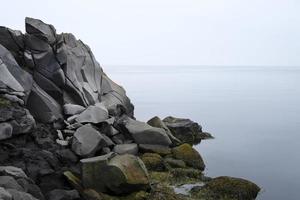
left=163, top=116, right=211, bottom=145
left=0, top=176, right=23, bottom=191
left=0, top=187, right=12, bottom=200
left=191, top=176, right=260, bottom=200
left=147, top=116, right=181, bottom=145
left=139, top=144, right=171, bottom=156
left=63, top=104, right=85, bottom=116
left=172, top=143, right=205, bottom=171
left=71, top=124, right=112, bottom=157
left=140, top=153, right=165, bottom=171
left=6, top=189, right=38, bottom=200
left=113, top=144, right=138, bottom=155
left=81, top=153, right=150, bottom=194
left=0, top=166, right=28, bottom=180
left=164, top=158, right=186, bottom=169
left=0, top=123, right=13, bottom=141
left=118, top=116, right=171, bottom=146
left=75, top=104, right=108, bottom=124
left=46, top=189, right=80, bottom=200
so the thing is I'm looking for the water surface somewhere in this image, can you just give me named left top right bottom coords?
left=105, top=65, right=300, bottom=200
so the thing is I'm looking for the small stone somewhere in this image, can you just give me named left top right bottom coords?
left=0, top=123, right=13, bottom=141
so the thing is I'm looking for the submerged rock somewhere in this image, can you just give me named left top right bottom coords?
left=81, top=153, right=150, bottom=195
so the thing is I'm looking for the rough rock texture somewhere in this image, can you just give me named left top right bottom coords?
left=113, top=144, right=138, bottom=155
left=81, top=153, right=150, bottom=195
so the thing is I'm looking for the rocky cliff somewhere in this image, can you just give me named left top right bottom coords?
left=0, top=18, right=260, bottom=200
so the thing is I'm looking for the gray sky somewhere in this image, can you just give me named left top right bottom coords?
left=1, top=0, right=300, bottom=66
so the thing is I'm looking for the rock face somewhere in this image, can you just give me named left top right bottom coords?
left=81, top=153, right=150, bottom=194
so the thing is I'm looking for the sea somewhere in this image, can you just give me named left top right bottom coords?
left=105, top=65, right=300, bottom=200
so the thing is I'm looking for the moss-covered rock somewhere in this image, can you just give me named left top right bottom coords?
left=191, top=176, right=260, bottom=200
left=141, top=153, right=165, bottom=171
left=164, top=158, right=186, bottom=169
left=0, top=97, right=11, bottom=108
left=172, top=144, right=205, bottom=170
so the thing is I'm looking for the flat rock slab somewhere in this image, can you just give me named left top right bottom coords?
left=113, top=144, right=138, bottom=155
left=75, top=104, right=108, bottom=124
left=118, top=116, right=171, bottom=146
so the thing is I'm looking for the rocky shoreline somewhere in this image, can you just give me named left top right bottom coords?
left=0, top=18, right=260, bottom=200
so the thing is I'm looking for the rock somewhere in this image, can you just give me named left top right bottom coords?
left=147, top=116, right=181, bottom=145
left=81, top=153, right=150, bottom=194
left=75, top=104, right=108, bottom=124
left=46, top=189, right=80, bottom=200
left=163, top=116, right=210, bottom=145
left=113, top=144, right=138, bottom=155
left=0, top=187, right=12, bottom=200
left=118, top=116, right=172, bottom=146
left=191, top=176, right=260, bottom=200
left=172, top=143, right=205, bottom=171
left=10, top=109, right=36, bottom=135
left=6, top=189, right=38, bottom=200
left=164, top=158, right=186, bottom=169
left=71, top=124, right=111, bottom=157
left=0, top=166, right=28, bottom=180
left=0, top=176, right=23, bottom=191
left=139, top=144, right=171, bottom=156
left=63, top=104, right=85, bottom=116
left=141, top=153, right=165, bottom=172
left=55, top=149, right=78, bottom=164
left=0, top=123, right=13, bottom=141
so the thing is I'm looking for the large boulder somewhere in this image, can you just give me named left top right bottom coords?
left=191, top=176, right=261, bottom=200
left=81, top=153, right=150, bottom=194
left=71, top=124, right=113, bottom=157
left=163, top=116, right=212, bottom=145
left=118, top=116, right=172, bottom=146
left=75, top=103, right=108, bottom=124
left=172, top=143, right=205, bottom=171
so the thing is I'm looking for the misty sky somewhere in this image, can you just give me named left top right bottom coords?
left=1, top=0, right=300, bottom=66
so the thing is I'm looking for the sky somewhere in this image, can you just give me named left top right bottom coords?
left=1, top=0, right=300, bottom=66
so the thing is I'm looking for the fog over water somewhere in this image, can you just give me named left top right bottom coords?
left=105, top=65, right=300, bottom=200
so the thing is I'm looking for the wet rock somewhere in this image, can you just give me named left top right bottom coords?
left=139, top=144, right=171, bottom=156
left=191, top=176, right=260, bottom=200
left=113, top=144, right=138, bottom=155
left=75, top=104, right=108, bottom=124
left=0, top=123, right=13, bottom=141
left=63, top=104, right=85, bottom=116
left=163, top=116, right=211, bottom=145
left=81, top=153, right=150, bottom=194
left=147, top=116, right=181, bottom=145
left=72, top=124, right=111, bottom=157
left=172, top=143, right=205, bottom=171
left=46, top=189, right=80, bottom=200
left=118, top=116, right=171, bottom=146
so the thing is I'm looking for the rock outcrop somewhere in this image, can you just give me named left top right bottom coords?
left=0, top=17, right=260, bottom=200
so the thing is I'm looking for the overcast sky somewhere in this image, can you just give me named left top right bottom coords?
left=1, top=0, right=300, bottom=66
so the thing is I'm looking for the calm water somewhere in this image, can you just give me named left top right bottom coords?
left=105, top=65, right=300, bottom=200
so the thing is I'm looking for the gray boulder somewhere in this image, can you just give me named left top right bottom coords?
left=6, top=189, right=38, bottom=200
left=0, top=187, right=12, bottom=200
left=139, top=144, right=171, bottom=156
left=75, top=103, right=108, bottom=124
left=118, top=116, right=171, bottom=146
left=0, top=166, right=28, bottom=180
left=71, top=124, right=112, bottom=157
left=46, top=189, right=80, bottom=200
left=113, top=144, right=138, bottom=155
left=0, top=123, right=13, bottom=141
left=63, top=104, right=85, bottom=116
left=81, top=153, right=150, bottom=194
left=0, top=176, right=23, bottom=191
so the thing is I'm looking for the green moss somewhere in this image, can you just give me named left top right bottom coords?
left=0, top=97, right=11, bottom=107
left=140, top=153, right=165, bottom=171
left=191, top=176, right=260, bottom=200
left=172, top=144, right=205, bottom=170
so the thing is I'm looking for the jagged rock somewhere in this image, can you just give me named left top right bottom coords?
left=139, top=144, right=171, bottom=156
left=163, top=116, right=211, bottom=145
left=172, top=143, right=205, bottom=171
left=113, top=144, right=138, bottom=155
left=71, top=124, right=112, bottom=157
left=0, top=123, right=13, bottom=141
left=0, top=187, right=12, bottom=200
left=75, top=103, right=108, bottom=124
left=118, top=116, right=172, bottom=146
left=81, top=153, right=150, bottom=194
left=46, top=189, right=80, bottom=200
left=63, top=104, right=85, bottom=116
left=147, top=116, right=181, bottom=145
